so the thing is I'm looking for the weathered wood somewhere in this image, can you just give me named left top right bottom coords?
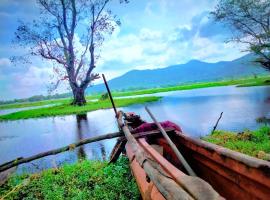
left=145, top=106, right=196, bottom=176
left=109, top=128, right=175, bottom=163
left=0, top=131, right=122, bottom=173
left=0, top=157, right=23, bottom=168
left=117, top=111, right=194, bottom=200
left=109, top=139, right=127, bottom=163
left=173, top=132, right=270, bottom=199
left=211, top=112, right=223, bottom=134
left=102, top=74, right=117, bottom=115
left=137, top=138, right=221, bottom=200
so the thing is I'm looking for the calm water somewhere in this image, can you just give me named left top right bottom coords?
left=0, top=85, right=269, bottom=173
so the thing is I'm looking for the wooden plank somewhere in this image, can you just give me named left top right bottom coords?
left=145, top=106, right=196, bottom=176
left=109, top=128, right=175, bottom=163
left=117, top=111, right=194, bottom=200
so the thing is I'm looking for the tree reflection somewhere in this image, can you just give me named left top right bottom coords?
left=75, top=114, right=108, bottom=161
left=76, top=114, right=88, bottom=160
left=99, top=143, right=106, bottom=161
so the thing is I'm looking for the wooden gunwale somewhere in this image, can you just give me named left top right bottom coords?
left=155, top=130, right=270, bottom=199
left=174, top=132, right=270, bottom=185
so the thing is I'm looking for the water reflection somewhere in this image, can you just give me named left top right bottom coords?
left=99, top=143, right=107, bottom=161
left=76, top=114, right=87, bottom=160
left=75, top=114, right=107, bottom=161
left=0, top=86, right=269, bottom=173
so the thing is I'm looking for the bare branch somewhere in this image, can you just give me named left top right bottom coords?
left=13, top=0, right=126, bottom=105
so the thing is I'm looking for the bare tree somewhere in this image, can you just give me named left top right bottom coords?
left=14, top=0, right=128, bottom=105
left=212, top=0, right=270, bottom=70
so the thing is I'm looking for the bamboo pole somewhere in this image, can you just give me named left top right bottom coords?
left=145, top=106, right=197, bottom=176
left=211, top=112, right=223, bottom=134
left=0, top=131, right=122, bottom=173
left=117, top=111, right=194, bottom=200
left=102, top=74, right=117, bottom=116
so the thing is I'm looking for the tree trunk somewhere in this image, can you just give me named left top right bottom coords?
left=72, top=87, right=86, bottom=106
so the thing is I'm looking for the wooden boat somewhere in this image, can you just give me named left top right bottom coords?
left=112, top=112, right=270, bottom=200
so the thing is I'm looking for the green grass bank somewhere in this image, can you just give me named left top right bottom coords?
left=111, top=75, right=270, bottom=97
left=0, top=76, right=269, bottom=111
left=0, top=157, right=140, bottom=200
left=203, top=126, right=270, bottom=160
left=0, top=96, right=161, bottom=121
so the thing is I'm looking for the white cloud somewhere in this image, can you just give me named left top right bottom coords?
left=0, top=0, right=249, bottom=100
left=6, top=65, right=53, bottom=98
left=0, top=58, right=11, bottom=67
left=96, top=23, right=246, bottom=80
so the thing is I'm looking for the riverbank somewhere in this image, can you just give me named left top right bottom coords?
left=1, top=75, right=269, bottom=111
left=0, top=157, right=140, bottom=200
left=203, top=126, right=270, bottom=161
left=111, top=75, right=270, bottom=97
left=0, top=97, right=161, bottom=121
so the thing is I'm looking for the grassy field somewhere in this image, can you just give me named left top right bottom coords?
left=0, top=96, right=161, bottom=120
left=0, top=76, right=269, bottom=111
left=203, top=126, right=270, bottom=160
left=0, top=95, right=99, bottom=110
left=0, top=157, right=140, bottom=200
left=111, top=76, right=270, bottom=97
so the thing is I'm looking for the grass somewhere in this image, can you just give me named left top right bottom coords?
left=237, top=77, right=270, bottom=87
left=203, top=126, right=270, bottom=160
left=0, top=96, right=161, bottom=121
left=0, top=157, right=140, bottom=200
left=0, top=95, right=99, bottom=110
left=110, top=76, right=270, bottom=97
left=0, top=99, right=70, bottom=110
left=1, top=75, right=269, bottom=111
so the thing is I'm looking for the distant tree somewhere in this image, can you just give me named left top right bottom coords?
left=212, top=0, right=270, bottom=71
left=14, top=0, right=128, bottom=105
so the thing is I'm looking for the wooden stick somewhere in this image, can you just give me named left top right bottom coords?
left=109, top=128, right=176, bottom=163
left=211, top=112, right=223, bottom=134
left=145, top=106, right=197, bottom=176
left=102, top=74, right=117, bottom=116
left=117, top=111, right=194, bottom=200
left=0, top=131, right=122, bottom=173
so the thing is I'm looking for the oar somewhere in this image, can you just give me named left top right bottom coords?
left=145, top=106, right=197, bottom=176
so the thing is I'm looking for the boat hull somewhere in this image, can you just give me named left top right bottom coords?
left=158, top=132, right=270, bottom=200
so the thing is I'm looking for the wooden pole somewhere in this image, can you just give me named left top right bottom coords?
left=0, top=131, right=122, bottom=173
left=145, top=106, right=197, bottom=176
left=102, top=74, right=117, bottom=116
left=117, top=111, right=194, bottom=200
left=211, top=112, right=223, bottom=134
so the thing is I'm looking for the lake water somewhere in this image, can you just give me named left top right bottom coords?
left=0, top=85, right=269, bottom=173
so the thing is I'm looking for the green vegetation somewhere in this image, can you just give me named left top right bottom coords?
left=0, top=99, right=69, bottom=110
left=110, top=76, right=270, bottom=97
left=0, top=96, right=161, bottom=120
left=203, top=126, right=270, bottom=160
left=0, top=95, right=98, bottom=110
left=0, top=157, right=140, bottom=200
left=237, top=78, right=270, bottom=87
left=1, top=76, right=269, bottom=111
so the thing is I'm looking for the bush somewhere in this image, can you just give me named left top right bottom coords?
left=0, top=157, right=140, bottom=200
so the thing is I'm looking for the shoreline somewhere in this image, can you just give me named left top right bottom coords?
left=1, top=75, right=269, bottom=111
left=0, top=96, right=161, bottom=121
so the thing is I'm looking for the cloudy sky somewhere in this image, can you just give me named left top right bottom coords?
left=0, top=0, right=247, bottom=100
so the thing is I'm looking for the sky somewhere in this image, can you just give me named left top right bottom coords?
left=0, top=0, right=247, bottom=100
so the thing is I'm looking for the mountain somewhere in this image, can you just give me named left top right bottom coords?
left=87, top=54, right=268, bottom=94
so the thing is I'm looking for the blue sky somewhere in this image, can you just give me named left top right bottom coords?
left=0, top=0, right=247, bottom=100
